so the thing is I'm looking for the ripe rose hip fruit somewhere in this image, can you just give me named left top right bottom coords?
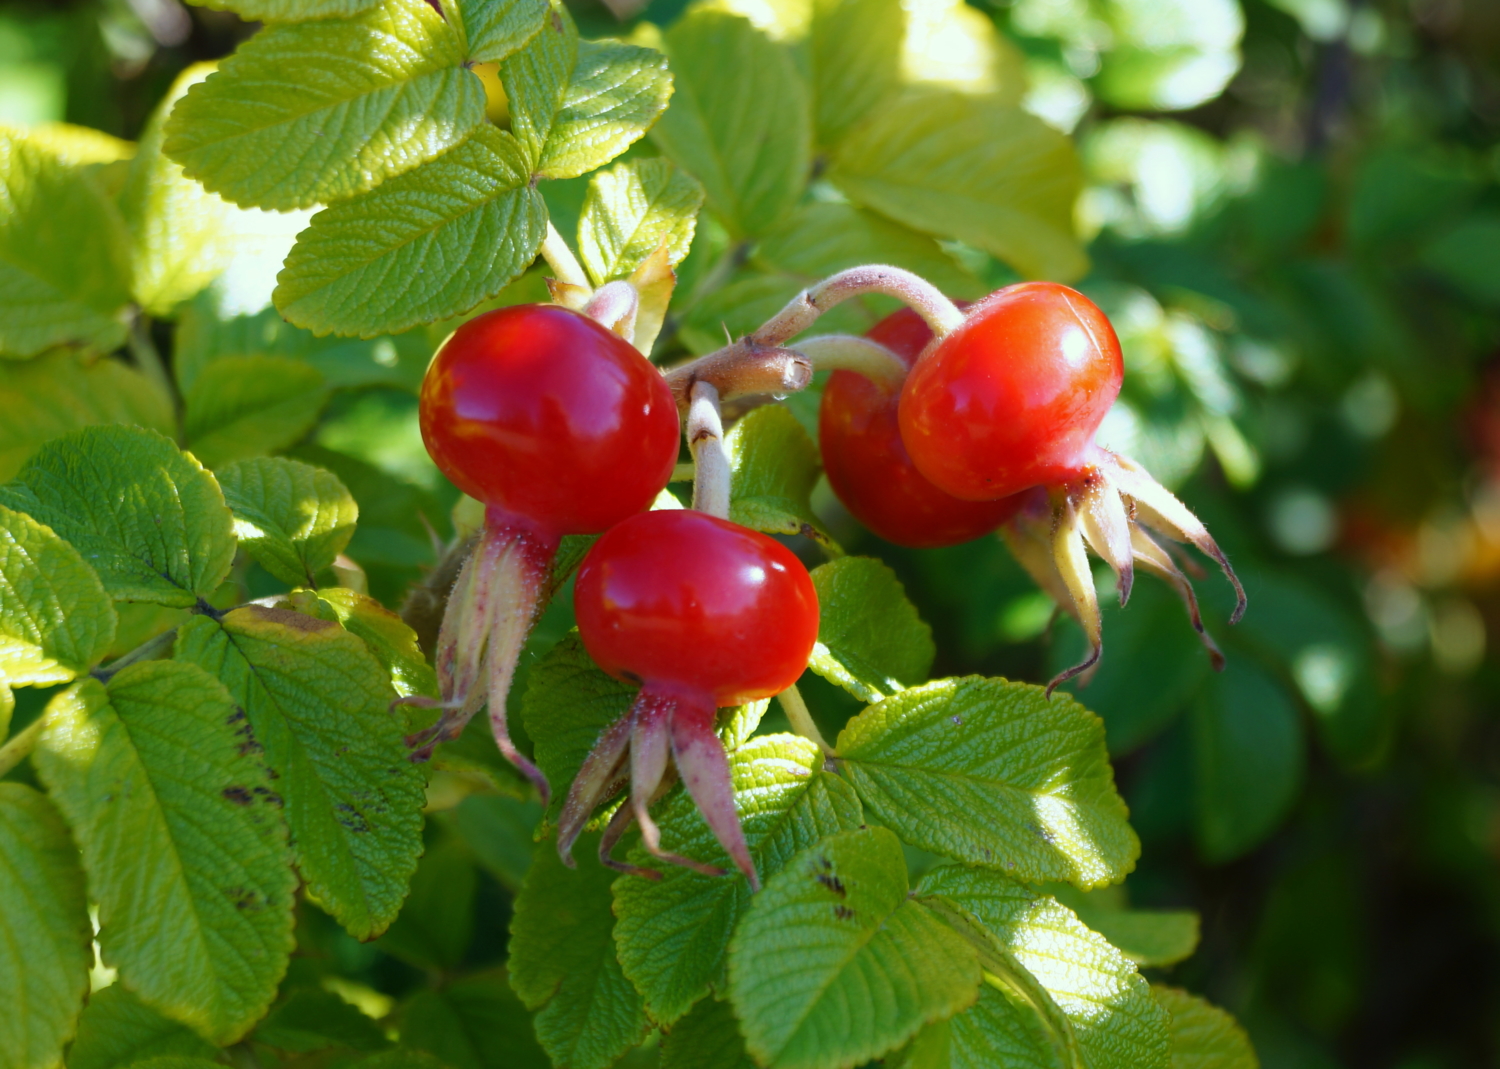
left=820, top=306, right=1023, bottom=548
left=413, top=304, right=680, bottom=795
left=561, top=509, right=820, bottom=887
left=899, top=282, right=1244, bottom=690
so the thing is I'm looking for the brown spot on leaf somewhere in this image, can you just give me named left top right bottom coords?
left=238, top=604, right=336, bottom=633
left=816, top=873, right=847, bottom=897
left=834, top=905, right=856, bottom=921
left=222, top=786, right=253, bottom=806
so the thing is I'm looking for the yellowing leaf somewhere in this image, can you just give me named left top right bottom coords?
left=274, top=125, right=545, bottom=338
left=830, top=89, right=1087, bottom=281
left=163, top=0, right=486, bottom=211
left=578, top=158, right=703, bottom=285
left=0, top=128, right=134, bottom=357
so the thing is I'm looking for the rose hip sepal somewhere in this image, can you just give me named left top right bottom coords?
left=412, top=304, right=681, bottom=798
left=820, top=306, right=1023, bottom=548
left=563, top=509, right=820, bottom=889
left=898, top=282, right=1245, bottom=691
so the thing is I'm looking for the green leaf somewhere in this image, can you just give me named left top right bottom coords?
left=218, top=457, right=358, bottom=588
left=501, top=9, right=672, bottom=181
left=894, top=982, right=1065, bottom=1069
left=727, top=404, right=838, bottom=552
left=274, top=125, right=545, bottom=338
left=0, top=426, right=236, bottom=608
left=451, top=0, right=549, bottom=62
left=401, top=972, right=550, bottom=1069
left=1153, top=987, right=1257, bottom=1069
left=578, top=158, right=704, bottom=286
left=375, top=836, right=476, bottom=971
left=0, top=351, right=174, bottom=484
left=254, top=987, right=389, bottom=1053
left=810, top=0, right=904, bottom=149
left=182, top=0, right=381, bottom=19
left=520, top=632, right=637, bottom=823
left=660, top=998, right=756, bottom=1069
left=651, top=9, right=811, bottom=237
left=314, top=587, right=437, bottom=699
left=1062, top=898, right=1200, bottom=968
left=508, top=837, right=651, bottom=1069
left=1191, top=657, right=1304, bottom=864
left=162, top=0, right=486, bottom=211
left=919, top=864, right=1170, bottom=1069
left=449, top=794, right=542, bottom=890
left=807, top=556, right=933, bottom=703
left=756, top=202, right=981, bottom=298
left=35, top=663, right=296, bottom=1044
left=66, top=986, right=219, bottom=1069
left=836, top=677, right=1139, bottom=888
left=0, top=784, right=91, bottom=1069
left=175, top=606, right=426, bottom=939
left=183, top=355, right=329, bottom=468
left=829, top=89, right=1086, bottom=281
left=0, top=128, right=134, bottom=357
left=1094, top=0, right=1243, bottom=113
left=122, top=1060, right=225, bottom=1069
left=728, top=827, right=980, bottom=1069
left=120, top=64, right=240, bottom=315
left=612, top=735, right=863, bottom=1025
left=0, top=504, right=117, bottom=702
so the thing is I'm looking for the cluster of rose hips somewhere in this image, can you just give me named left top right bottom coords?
left=416, top=269, right=1243, bottom=887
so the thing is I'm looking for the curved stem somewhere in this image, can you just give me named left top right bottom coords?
left=750, top=265, right=964, bottom=348
left=539, top=222, right=590, bottom=292
left=778, top=683, right=833, bottom=756
left=0, top=717, right=45, bottom=779
left=688, top=382, right=732, bottom=520
left=794, top=334, right=907, bottom=392
left=92, top=627, right=177, bottom=683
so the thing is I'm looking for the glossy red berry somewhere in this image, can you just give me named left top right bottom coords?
left=420, top=304, right=680, bottom=537
left=574, top=510, right=819, bottom=707
left=820, top=307, right=1023, bottom=548
left=898, top=282, right=1124, bottom=501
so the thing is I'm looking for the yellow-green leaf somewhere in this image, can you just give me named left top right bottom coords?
left=36, top=663, right=297, bottom=1044
left=218, top=457, right=357, bottom=588
left=807, top=556, right=933, bottom=702
left=1154, top=987, right=1258, bottom=1069
left=727, top=404, right=839, bottom=553
left=0, top=784, right=91, bottom=1069
left=579, top=158, right=703, bottom=286
left=451, top=0, right=549, bottom=63
left=183, top=355, right=328, bottom=468
left=163, top=0, right=486, bottom=211
left=830, top=89, right=1086, bottom=281
left=811, top=0, right=904, bottom=148
left=183, top=0, right=381, bottom=18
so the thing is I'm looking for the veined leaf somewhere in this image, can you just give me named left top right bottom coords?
left=918, top=865, right=1170, bottom=1069
left=0, top=128, right=133, bottom=357
left=0, top=426, right=236, bottom=609
left=182, top=0, right=381, bottom=18
left=0, top=351, right=173, bottom=483
left=807, top=556, right=933, bottom=702
left=313, top=587, right=437, bottom=699
left=120, top=64, right=240, bottom=315
left=895, top=981, right=1065, bottom=1069
left=651, top=9, right=810, bottom=237
left=274, top=125, right=545, bottom=338
left=451, top=0, right=549, bottom=64
left=501, top=9, right=672, bottom=181
left=727, top=404, right=839, bottom=553
left=0, top=505, right=116, bottom=708
left=218, top=457, right=357, bottom=588
left=66, top=986, right=218, bottom=1069
left=0, top=784, right=91, bottom=1069
left=1153, top=987, right=1258, bottom=1069
left=830, top=89, right=1086, bottom=281
left=660, top=998, right=756, bottom=1069
left=810, top=0, right=904, bottom=149
left=728, top=827, right=981, bottom=1069
left=836, top=677, right=1139, bottom=888
left=756, top=201, right=981, bottom=298
left=579, top=158, right=703, bottom=285
left=175, top=606, right=425, bottom=939
left=1062, top=897, right=1200, bottom=968
left=520, top=632, right=637, bottom=823
left=612, top=735, right=864, bottom=1025
left=508, top=837, right=651, bottom=1069
left=401, top=972, right=550, bottom=1069
left=182, top=355, right=328, bottom=467
left=36, top=663, right=296, bottom=1044
left=163, top=0, right=486, bottom=211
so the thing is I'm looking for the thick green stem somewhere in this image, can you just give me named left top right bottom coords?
left=778, top=683, right=833, bottom=756
left=0, top=718, right=45, bottom=778
left=93, top=627, right=177, bottom=683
